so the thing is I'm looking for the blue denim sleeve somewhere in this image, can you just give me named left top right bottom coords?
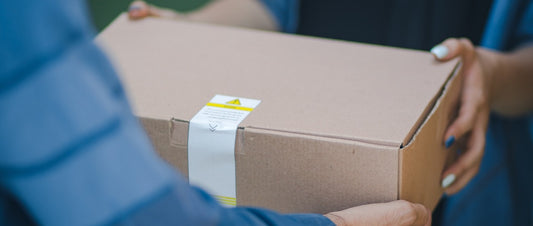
left=258, top=0, right=299, bottom=33
left=115, top=183, right=333, bottom=226
left=481, top=0, right=533, bottom=50
left=0, top=0, right=333, bottom=225
left=0, top=1, right=177, bottom=225
left=515, top=0, right=533, bottom=46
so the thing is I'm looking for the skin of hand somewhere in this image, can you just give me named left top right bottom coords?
left=485, top=45, right=533, bottom=116
left=128, top=1, right=159, bottom=19
left=433, top=39, right=533, bottom=194
left=430, top=38, right=501, bottom=194
left=324, top=200, right=431, bottom=226
left=127, top=0, right=277, bottom=30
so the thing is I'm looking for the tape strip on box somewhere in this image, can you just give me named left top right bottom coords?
left=188, top=94, right=261, bottom=207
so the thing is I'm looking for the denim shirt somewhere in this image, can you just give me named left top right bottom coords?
left=0, top=0, right=332, bottom=225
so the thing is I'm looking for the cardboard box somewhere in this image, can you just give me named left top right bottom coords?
left=96, top=14, right=461, bottom=213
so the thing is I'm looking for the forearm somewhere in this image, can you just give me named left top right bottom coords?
left=116, top=184, right=334, bottom=226
left=153, top=0, right=278, bottom=31
left=483, top=45, right=533, bottom=117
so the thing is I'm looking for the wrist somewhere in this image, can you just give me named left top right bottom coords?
left=476, top=47, right=506, bottom=108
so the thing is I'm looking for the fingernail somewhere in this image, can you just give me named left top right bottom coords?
left=129, top=5, right=141, bottom=11
left=442, top=174, right=456, bottom=188
left=430, top=45, right=449, bottom=59
left=445, top=136, right=455, bottom=149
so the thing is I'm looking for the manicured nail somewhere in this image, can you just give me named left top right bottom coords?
left=129, top=5, right=141, bottom=11
left=430, top=45, right=449, bottom=59
left=442, top=174, right=456, bottom=188
left=445, top=136, right=455, bottom=149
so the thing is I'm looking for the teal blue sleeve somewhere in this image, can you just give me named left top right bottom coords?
left=0, top=1, right=177, bottom=225
left=481, top=0, right=533, bottom=49
left=258, top=0, right=299, bottom=33
left=0, top=0, right=334, bottom=225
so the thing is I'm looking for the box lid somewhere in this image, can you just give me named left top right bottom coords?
left=96, top=14, right=458, bottom=147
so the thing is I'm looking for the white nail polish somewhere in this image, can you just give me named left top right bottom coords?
left=430, top=45, right=449, bottom=59
left=441, top=174, right=456, bottom=188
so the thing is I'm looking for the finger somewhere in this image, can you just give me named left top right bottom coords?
left=128, top=1, right=149, bottom=19
left=128, top=10, right=149, bottom=20
left=443, top=100, right=478, bottom=148
left=445, top=165, right=479, bottom=195
left=390, top=201, right=431, bottom=226
left=129, top=0, right=147, bottom=9
left=442, top=128, right=484, bottom=184
left=441, top=117, right=486, bottom=191
left=325, top=200, right=431, bottom=226
left=431, top=38, right=476, bottom=64
left=407, top=203, right=431, bottom=226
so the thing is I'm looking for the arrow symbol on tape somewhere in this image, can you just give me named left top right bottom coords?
left=209, top=123, right=218, bottom=132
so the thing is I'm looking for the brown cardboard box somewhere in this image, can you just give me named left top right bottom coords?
left=96, top=14, right=461, bottom=213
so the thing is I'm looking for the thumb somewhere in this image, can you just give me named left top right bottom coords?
left=430, top=38, right=476, bottom=65
left=385, top=200, right=431, bottom=226
left=325, top=200, right=431, bottom=226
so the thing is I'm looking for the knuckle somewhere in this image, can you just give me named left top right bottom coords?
left=396, top=200, right=412, bottom=208
left=387, top=201, right=417, bottom=225
left=478, top=96, right=489, bottom=107
left=455, top=161, right=467, bottom=173
left=403, top=203, right=420, bottom=225
left=390, top=201, right=429, bottom=226
left=400, top=201, right=417, bottom=216
left=459, top=38, right=473, bottom=47
left=443, top=37, right=457, bottom=44
left=456, top=116, right=473, bottom=132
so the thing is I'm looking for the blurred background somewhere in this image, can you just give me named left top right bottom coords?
left=88, top=0, right=209, bottom=32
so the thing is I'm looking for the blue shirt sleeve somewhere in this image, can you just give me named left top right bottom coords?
left=481, top=0, right=533, bottom=50
left=114, top=185, right=333, bottom=226
left=515, top=0, right=533, bottom=47
left=258, top=0, right=300, bottom=33
left=0, top=0, right=333, bottom=225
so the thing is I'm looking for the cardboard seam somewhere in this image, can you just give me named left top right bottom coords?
left=169, top=117, right=189, bottom=148
left=401, top=62, right=461, bottom=149
left=243, top=126, right=400, bottom=149
left=168, top=117, right=400, bottom=148
left=397, top=62, right=461, bottom=202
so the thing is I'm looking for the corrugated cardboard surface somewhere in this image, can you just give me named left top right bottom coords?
left=168, top=121, right=398, bottom=213
left=97, top=14, right=457, bottom=146
left=96, top=14, right=460, bottom=213
left=400, top=64, right=462, bottom=210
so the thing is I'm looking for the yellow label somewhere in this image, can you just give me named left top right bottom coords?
left=206, top=102, right=254, bottom=112
left=189, top=95, right=260, bottom=208
left=214, top=195, right=236, bottom=206
left=226, top=99, right=241, bottom=105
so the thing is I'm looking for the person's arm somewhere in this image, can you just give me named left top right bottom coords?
left=0, top=0, right=323, bottom=225
left=0, top=1, right=430, bottom=225
left=484, top=45, right=533, bottom=116
left=129, top=0, right=278, bottom=31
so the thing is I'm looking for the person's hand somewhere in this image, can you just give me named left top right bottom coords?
left=430, top=38, right=494, bottom=194
left=128, top=0, right=159, bottom=20
left=324, top=200, right=431, bottom=226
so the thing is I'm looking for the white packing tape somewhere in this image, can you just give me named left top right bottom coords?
left=188, top=94, right=261, bottom=207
